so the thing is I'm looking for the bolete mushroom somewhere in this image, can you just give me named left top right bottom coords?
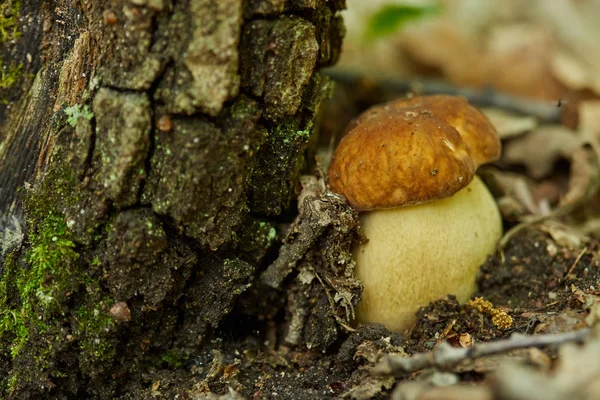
left=328, top=95, right=502, bottom=332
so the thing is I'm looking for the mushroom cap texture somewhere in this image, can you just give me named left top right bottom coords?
left=328, top=95, right=500, bottom=211
left=354, top=175, right=502, bottom=332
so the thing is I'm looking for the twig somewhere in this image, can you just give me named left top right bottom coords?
left=375, top=328, right=592, bottom=375
left=324, top=69, right=563, bottom=123
left=565, top=247, right=588, bottom=279
left=260, top=212, right=328, bottom=288
left=433, top=319, right=456, bottom=348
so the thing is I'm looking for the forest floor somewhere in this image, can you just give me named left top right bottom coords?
left=128, top=227, right=599, bottom=400
left=126, top=76, right=600, bottom=399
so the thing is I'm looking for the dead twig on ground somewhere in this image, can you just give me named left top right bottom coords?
left=325, top=69, right=562, bottom=123
left=375, top=328, right=592, bottom=375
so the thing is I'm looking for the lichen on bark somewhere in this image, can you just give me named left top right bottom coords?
left=92, top=88, right=151, bottom=208
left=154, top=0, right=242, bottom=115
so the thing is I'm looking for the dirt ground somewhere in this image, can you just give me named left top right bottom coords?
left=118, top=226, right=595, bottom=399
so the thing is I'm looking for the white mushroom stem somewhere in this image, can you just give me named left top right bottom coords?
left=354, top=175, right=502, bottom=332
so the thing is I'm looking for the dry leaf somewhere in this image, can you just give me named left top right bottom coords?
left=495, top=197, right=528, bottom=220
left=580, top=217, right=600, bottom=239
left=533, top=308, right=587, bottom=335
left=559, top=144, right=600, bottom=208
left=391, top=371, right=461, bottom=400
left=480, top=168, right=540, bottom=216
left=490, top=329, right=600, bottom=400
left=483, top=108, right=538, bottom=139
left=527, top=348, right=551, bottom=370
left=537, top=0, right=600, bottom=96
left=341, top=373, right=395, bottom=400
left=341, top=0, right=600, bottom=103
left=578, top=100, right=600, bottom=138
left=538, top=220, right=589, bottom=249
left=396, top=385, right=492, bottom=400
left=504, top=126, right=581, bottom=179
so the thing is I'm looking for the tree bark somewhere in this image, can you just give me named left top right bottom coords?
left=0, top=1, right=351, bottom=398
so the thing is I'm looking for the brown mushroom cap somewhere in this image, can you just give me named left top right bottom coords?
left=391, top=96, right=501, bottom=167
left=328, top=95, right=500, bottom=211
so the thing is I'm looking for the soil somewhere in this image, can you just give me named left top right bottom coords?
left=114, top=227, right=598, bottom=399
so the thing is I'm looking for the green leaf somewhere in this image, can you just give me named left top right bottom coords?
left=365, top=3, right=442, bottom=41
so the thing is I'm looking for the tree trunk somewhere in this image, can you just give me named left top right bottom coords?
left=0, top=1, right=352, bottom=398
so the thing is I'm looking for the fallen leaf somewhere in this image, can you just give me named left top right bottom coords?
left=489, top=328, right=600, bottom=400
left=483, top=108, right=538, bottom=139
left=559, top=144, right=600, bottom=208
left=504, top=126, right=581, bottom=179
left=479, top=168, right=540, bottom=216
left=539, top=0, right=600, bottom=96
left=533, top=309, right=587, bottom=334
left=538, top=220, right=589, bottom=249
left=341, top=373, right=395, bottom=400
left=395, top=385, right=492, bottom=400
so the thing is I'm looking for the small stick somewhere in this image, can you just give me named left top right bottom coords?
left=325, top=69, right=563, bottom=123
left=433, top=319, right=456, bottom=348
left=565, top=247, right=588, bottom=279
left=374, top=328, right=592, bottom=375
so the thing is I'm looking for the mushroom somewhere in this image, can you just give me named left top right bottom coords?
left=327, top=95, right=502, bottom=332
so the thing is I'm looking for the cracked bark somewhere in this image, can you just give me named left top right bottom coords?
left=0, top=0, right=347, bottom=398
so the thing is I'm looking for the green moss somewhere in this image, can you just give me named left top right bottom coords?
left=0, top=63, right=23, bottom=91
left=0, top=252, right=28, bottom=358
left=248, top=119, right=313, bottom=215
left=275, top=121, right=312, bottom=145
left=267, top=227, right=277, bottom=242
left=23, top=158, right=78, bottom=228
left=6, top=373, right=17, bottom=394
left=0, top=251, right=16, bottom=309
left=0, top=152, right=120, bottom=390
left=0, top=213, right=79, bottom=358
left=0, top=211, right=117, bottom=391
left=0, top=1, right=23, bottom=97
left=258, top=221, right=277, bottom=243
left=0, top=0, right=20, bottom=44
left=74, top=300, right=115, bottom=361
left=0, top=311, right=27, bottom=359
left=161, top=348, right=187, bottom=369
left=24, top=213, right=79, bottom=309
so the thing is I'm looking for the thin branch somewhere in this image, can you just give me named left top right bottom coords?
left=565, top=246, right=588, bottom=279
left=325, top=69, right=563, bottom=123
left=260, top=211, right=327, bottom=288
left=375, top=328, right=592, bottom=375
